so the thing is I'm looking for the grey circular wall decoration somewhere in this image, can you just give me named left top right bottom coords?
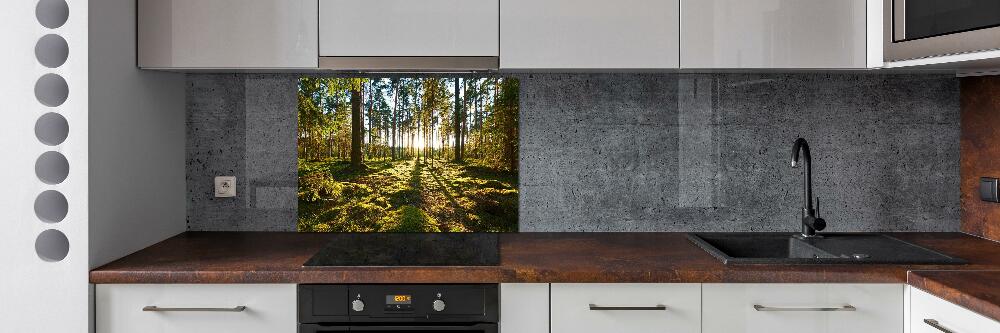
left=33, top=0, right=73, bottom=266
left=35, top=34, right=68, bottom=68
left=35, top=112, right=69, bottom=146
left=35, top=229, right=69, bottom=262
left=34, top=190, right=68, bottom=223
left=35, top=151, right=69, bottom=185
left=34, top=73, right=69, bottom=107
left=35, top=0, right=69, bottom=29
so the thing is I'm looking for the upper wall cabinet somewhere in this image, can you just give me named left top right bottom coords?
left=138, top=0, right=318, bottom=69
left=501, top=0, right=680, bottom=69
left=681, top=0, right=874, bottom=69
left=318, top=0, right=500, bottom=70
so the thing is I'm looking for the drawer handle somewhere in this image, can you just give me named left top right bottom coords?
left=923, top=319, right=955, bottom=333
left=753, top=304, right=856, bottom=312
left=142, top=306, right=247, bottom=312
left=589, top=304, right=667, bottom=311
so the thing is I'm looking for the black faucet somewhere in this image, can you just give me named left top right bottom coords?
left=791, top=138, right=826, bottom=238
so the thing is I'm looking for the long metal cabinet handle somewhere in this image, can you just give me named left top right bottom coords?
left=753, top=304, right=856, bottom=312
left=923, top=319, right=956, bottom=333
left=142, top=306, right=247, bottom=312
left=589, top=304, right=667, bottom=311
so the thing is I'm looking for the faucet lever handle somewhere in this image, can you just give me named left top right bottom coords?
left=815, top=196, right=820, bottom=218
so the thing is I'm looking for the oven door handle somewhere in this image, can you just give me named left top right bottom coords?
left=299, top=323, right=498, bottom=332
left=298, top=324, right=349, bottom=333
left=348, top=323, right=497, bottom=332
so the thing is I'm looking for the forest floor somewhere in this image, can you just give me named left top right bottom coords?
left=298, top=157, right=518, bottom=232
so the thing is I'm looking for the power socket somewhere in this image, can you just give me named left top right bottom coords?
left=981, top=177, right=999, bottom=202
left=215, top=176, right=236, bottom=198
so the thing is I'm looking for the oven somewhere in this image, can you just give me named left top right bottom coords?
left=298, top=284, right=498, bottom=333
left=884, top=0, right=1000, bottom=61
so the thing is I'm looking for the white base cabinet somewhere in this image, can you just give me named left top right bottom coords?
left=500, top=283, right=549, bottom=333
left=702, top=283, right=903, bottom=333
left=551, top=283, right=701, bottom=333
left=96, top=284, right=297, bottom=333
left=909, top=286, right=1000, bottom=333
left=96, top=283, right=1000, bottom=333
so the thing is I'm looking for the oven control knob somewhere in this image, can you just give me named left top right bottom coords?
left=351, top=299, right=365, bottom=312
left=432, top=299, right=446, bottom=312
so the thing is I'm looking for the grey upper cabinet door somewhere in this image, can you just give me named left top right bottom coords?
left=138, top=0, right=318, bottom=69
left=681, top=0, right=869, bottom=69
left=319, top=0, right=500, bottom=57
left=501, top=0, right=680, bottom=69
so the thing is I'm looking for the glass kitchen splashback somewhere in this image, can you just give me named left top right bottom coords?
left=297, top=77, right=519, bottom=233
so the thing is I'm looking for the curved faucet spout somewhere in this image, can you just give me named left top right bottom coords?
left=791, top=138, right=824, bottom=237
left=791, top=138, right=813, bottom=211
left=791, top=138, right=810, bottom=168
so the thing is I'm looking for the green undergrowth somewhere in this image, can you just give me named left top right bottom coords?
left=298, top=158, right=517, bottom=232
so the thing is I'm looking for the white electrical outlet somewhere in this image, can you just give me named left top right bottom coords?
left=215, top=176, right=236, bottom=198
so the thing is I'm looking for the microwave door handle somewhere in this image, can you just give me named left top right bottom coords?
left=893, top=0, right=906, bottom=41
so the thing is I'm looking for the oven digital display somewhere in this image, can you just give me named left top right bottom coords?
left=386, top=295, right=412, bottom=305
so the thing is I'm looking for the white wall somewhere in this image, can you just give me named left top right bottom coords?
left=1, top=0, right=184, bottom=330
left=88, top=0, right=186, bottom=270
left=0, top=0, right=90, bottom=331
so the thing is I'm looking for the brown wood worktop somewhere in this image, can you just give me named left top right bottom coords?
left=91, top=232, right=1000, bottom=285
left=908, top=270, right=1000, bottom=322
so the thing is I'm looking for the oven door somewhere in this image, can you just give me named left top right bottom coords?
left=885, top=0, right=1000, bottom=61
left=300, top=323, right=498, bottom=333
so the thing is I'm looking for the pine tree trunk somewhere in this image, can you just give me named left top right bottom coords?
left=461, top=80, right=468, bottom=158
left=391, top=81, right=398, bottom=160
left=350, top=87, right=363, bottom=169
left=417, top=106, right=422, bottom=162
left=454, top=78, right=463, bottom=162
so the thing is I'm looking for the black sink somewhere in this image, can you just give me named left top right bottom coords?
left=687, top=233, right=966, bottom=265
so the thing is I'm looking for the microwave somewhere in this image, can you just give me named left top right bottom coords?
left=884, top=0, right=1000, bottom=62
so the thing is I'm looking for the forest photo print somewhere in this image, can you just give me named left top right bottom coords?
left=297, top=77, right=519, bottom=233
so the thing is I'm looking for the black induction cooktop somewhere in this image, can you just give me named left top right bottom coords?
left=303, top=233, right=501, bottom=266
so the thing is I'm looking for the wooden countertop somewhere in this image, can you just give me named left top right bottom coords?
left=91, top=232, right=1000, bottom=284
left=90, top=232, right=1000, bottom=321
left=908, top=270, right=1000, bottom=322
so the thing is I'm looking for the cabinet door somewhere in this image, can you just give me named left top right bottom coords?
left=138, top=0, right=318, bottom=69
left=501, top=0, right=680, bottom=69
left=910, top=287, right=1000, bottom=333
left=96, top=284, right=297, bottom=333
left=500, top=284, right=548, bottom=333
left=551, top=283, right=700, bottom=333
left=680, top=0, right=868, bottom=68
left=319, top=0, right=499, bottom=57
left=702, top=283, right=903, bottom=333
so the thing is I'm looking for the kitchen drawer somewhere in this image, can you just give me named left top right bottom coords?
left=96, top=284, right=296, bottom=333
left=910, top=287, right=1000, bottom=333
left=702, top=283, right=903, bottom=333
left=550, top=283, right=700, bottom=333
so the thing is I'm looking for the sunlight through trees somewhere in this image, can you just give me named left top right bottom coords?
left=297, top=77, right=519, bottom=233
